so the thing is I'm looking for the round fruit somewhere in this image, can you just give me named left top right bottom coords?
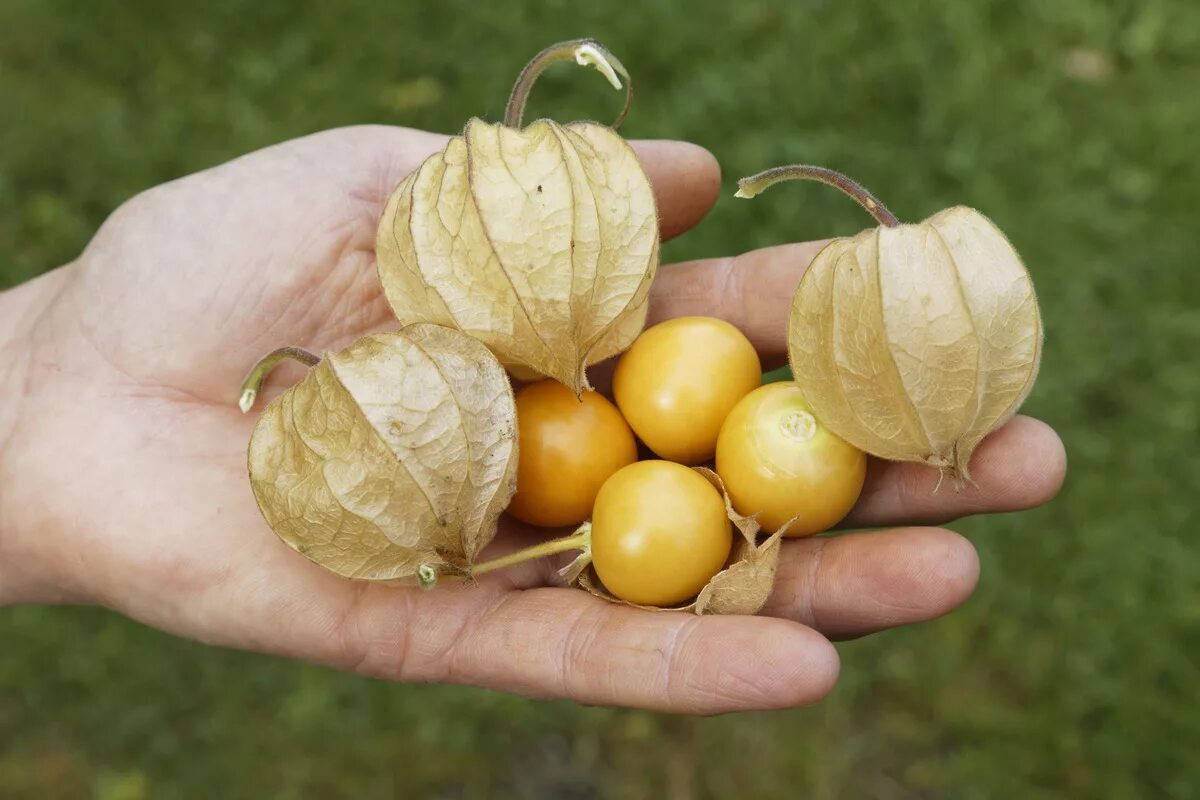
left=716, top=381, right=867, bottom=536
left=612, top=317, right=761, bottom=464
left=507, top=380, right=637, bottom=528
left=590, top=460, right=732, bottom=606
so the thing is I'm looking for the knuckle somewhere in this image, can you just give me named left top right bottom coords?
left=715, top=256, right=747, bottom=328
left=557, top=603, right=609, bottom=699
left=331, top=585, right=416, bottom=681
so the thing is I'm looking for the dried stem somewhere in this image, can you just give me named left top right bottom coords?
left=735, top=164, right=901, bottom=228
left=238, top=346, right=320, bottom=413
left=504, top=39, right=632, bottom=130
left=470, top=523, right=591, bottom=577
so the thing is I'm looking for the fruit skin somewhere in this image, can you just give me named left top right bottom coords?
left=612, top=317, right=762, bottom=465
left=506, top=380, right=637, bottom=528
left=716, top=381, right=866, bottom=536
left=590, top=460, right=732, bottom=606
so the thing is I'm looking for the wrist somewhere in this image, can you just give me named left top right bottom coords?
left=0, top=269, right=71, bottom=606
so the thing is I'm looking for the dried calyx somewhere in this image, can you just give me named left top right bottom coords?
left=240, top=325, right=518, bottom=582
left=738, top=165, right=1043, bottom=481
left=376, top=39, right=659, bottom=395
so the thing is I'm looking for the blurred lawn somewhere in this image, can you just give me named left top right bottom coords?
left=2, top=0, right=1198, bottom=797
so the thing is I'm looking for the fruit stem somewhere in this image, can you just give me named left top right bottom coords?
left=237, top=346, right=320, bottom=413
left=470, top=523, right=591, bottom=577
left=504, top=39, right=632, bottom=130
left=735, top=165, right=901, bottom=228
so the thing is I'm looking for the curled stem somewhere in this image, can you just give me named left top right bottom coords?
left=735, top=164, right=901, bottom=228
left=504, top=39, right=632, bottom=130
left=470, top=523, right=591, bottom=577
left=237, top=346, right=320, bottom=413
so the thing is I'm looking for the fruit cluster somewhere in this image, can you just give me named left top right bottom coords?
left=506, top=315, right=867, bottom=607
left=238, top=39, right=1041, bottom=614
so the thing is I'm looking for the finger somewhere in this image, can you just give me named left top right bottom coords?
left=314, top=126, right=719, bottom=243
left=844, top=415, right=1067, bottom=529
left=761, top=527, right=980, bottom=640
left=628, top=140, right=721, bottom=241
left=338, top=582, right=839, bottom=714
left=648, top=240, right=831, bottom=367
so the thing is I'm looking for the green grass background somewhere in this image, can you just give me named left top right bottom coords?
left=2, top=0, right=1197, bottom=797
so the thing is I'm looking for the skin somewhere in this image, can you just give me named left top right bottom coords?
left=0, top=125, right=1067, bottom=714
left=613, top=316, right=761, bottom=464
left=716, top=382, right=867, bottom=535
left=506, top=380, right=637, bottom=528
left=590, top=461, right=732, bottom=607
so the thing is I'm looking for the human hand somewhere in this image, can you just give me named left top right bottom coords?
left=0, top=126, right=1065, bottom=713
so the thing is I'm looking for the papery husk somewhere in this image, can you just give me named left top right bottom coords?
left=788, top=206, right=1042, bottom=480
left=375, top=116, right=659, bottom=394
left=247, top=325, right=518, bottom=581
left=570, top=469, right=789, bottom=615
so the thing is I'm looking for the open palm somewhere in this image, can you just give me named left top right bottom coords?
left=0, top=126, right=1065, bottom=713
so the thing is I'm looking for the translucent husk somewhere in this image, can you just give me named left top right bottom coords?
left=738, top=166, right=1043, bottom=481
left=242, top=325, right=518, bottom=581
left=375, top=39, right=659, bottom=395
